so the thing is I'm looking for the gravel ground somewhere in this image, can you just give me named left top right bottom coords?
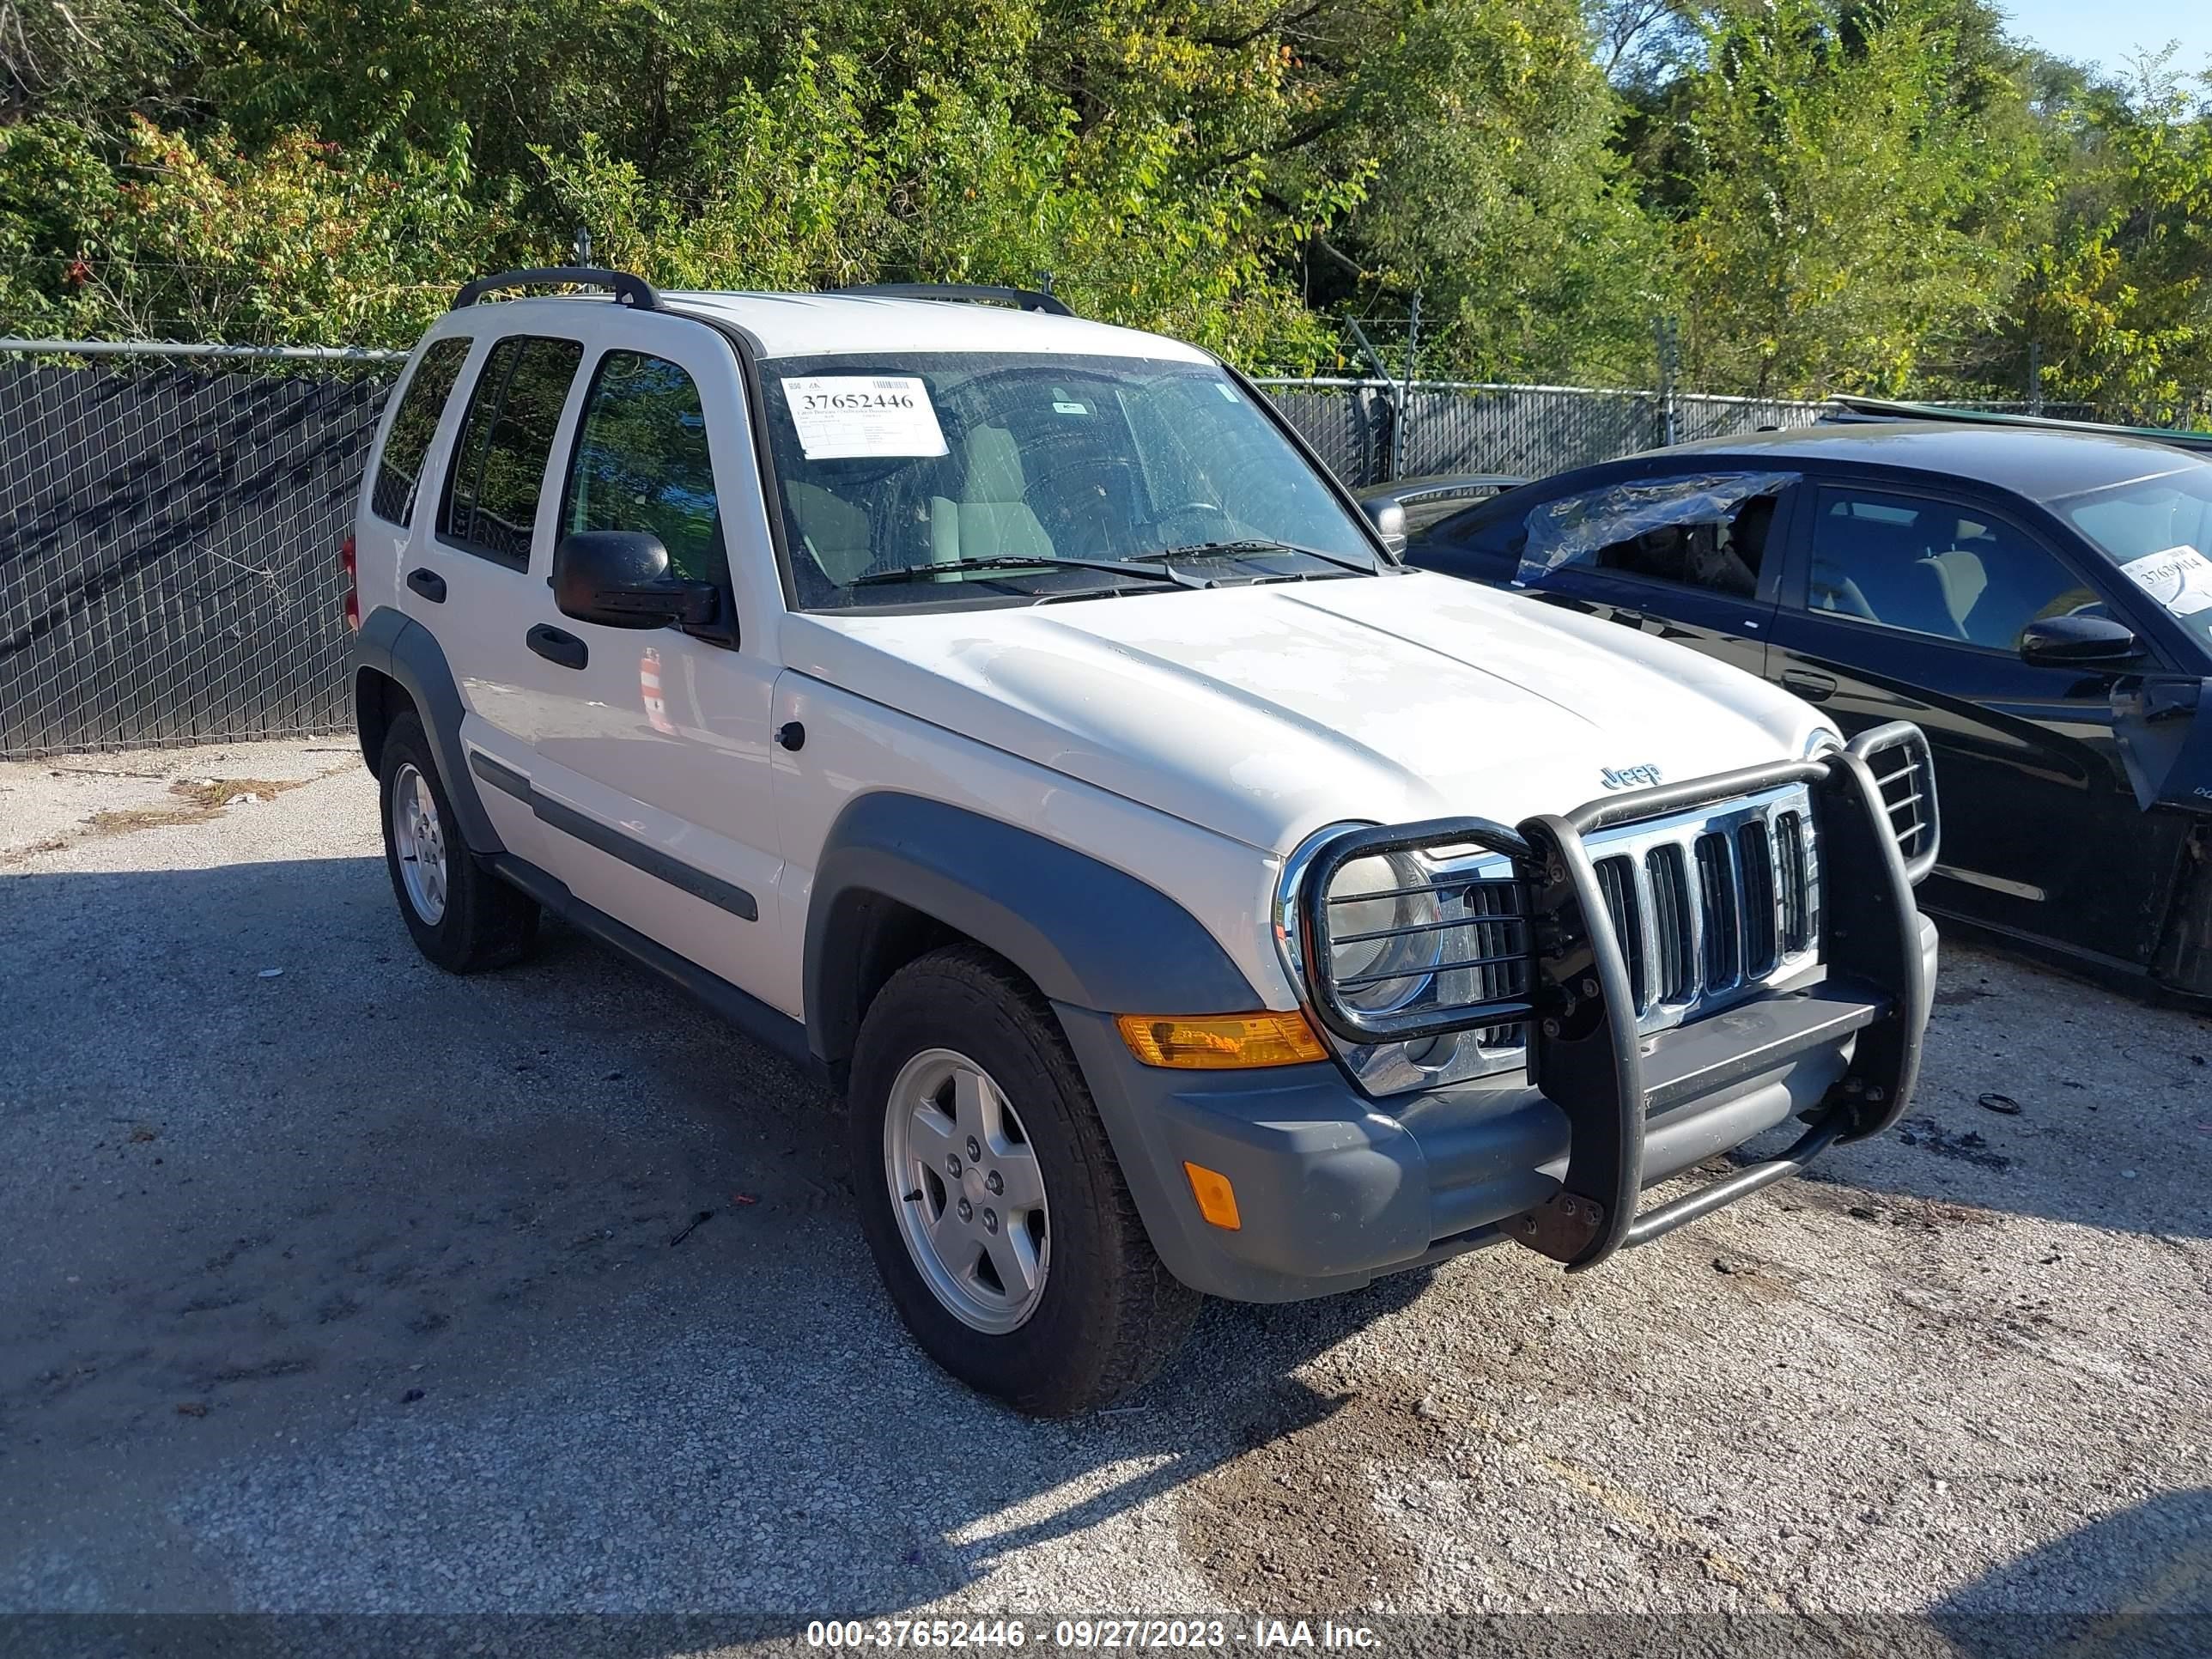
left=2, top=738, right=2209, bottom=1652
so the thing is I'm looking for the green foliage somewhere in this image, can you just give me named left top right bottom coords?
left=0, top=115, right=501, bottom=345
left=1347, top=0, right=1668, bottom=381
left=0, top=0, right=2208, bottom=411
left=1662, top=0, right=2044, bottom=397
left=2008, top=64, right=2212, bottom=419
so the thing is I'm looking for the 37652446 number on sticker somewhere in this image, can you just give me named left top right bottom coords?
left=782, top=376, right=948, bottom=461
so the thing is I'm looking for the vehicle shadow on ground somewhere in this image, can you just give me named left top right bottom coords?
left=0, top=855, right=1440, bottom=1620
left=1934, top=1486, right=2211, bottom=1656
left=0, top=855, right=2203, bottom=1620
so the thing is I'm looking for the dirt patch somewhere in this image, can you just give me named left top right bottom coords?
left=1932, top=984, right=1996, bottom=1006
left=1894, top=1115, right=2012, bottom=1170
left=84, top=776, right=323, bottom=839
left=1705, top=1246, right=1808, bottom=1301
left=1790, top=1175, right=2000, bottom=1234
left=1176, top=1372, right=1452, bottom=1606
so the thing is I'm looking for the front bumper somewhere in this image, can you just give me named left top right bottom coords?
left=1066, top=730, right=1940, bottom=1303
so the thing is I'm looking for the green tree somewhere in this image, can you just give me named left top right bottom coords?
left=1342, top=0, right=1668, bottom=380
left=0, top=115, right=500, bottom=345
left=1662, top=0, right=2045, bottom=397
left=2006, top=62, right=2212, bottom=419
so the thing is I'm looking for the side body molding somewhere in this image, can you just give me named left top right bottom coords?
left=805, top=793, right=1262, bottom=1065
left=353, top=605, right=504, bottom=856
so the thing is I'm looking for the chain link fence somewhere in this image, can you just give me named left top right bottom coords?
left=1258, top=378, right=1829, bottom=482
left=0, top=341, right=1877, bottom=758
left=1, top=349, right=398, bottom=758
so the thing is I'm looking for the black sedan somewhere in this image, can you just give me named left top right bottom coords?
left=1405, top=422, right=2212, bottom=1005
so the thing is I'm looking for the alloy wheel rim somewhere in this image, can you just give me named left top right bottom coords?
left=391, top=763, right=448, bottom=925
left=883, top=1048, right=1051, bottom=1334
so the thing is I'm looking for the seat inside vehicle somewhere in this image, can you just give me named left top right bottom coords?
left=1814, top=499, right=2109, bottom=649
left=786, top=480, right=874, bottom=584
left=931, top=425, right=1054, bottom=566
left=1586, top=492, right=1767, bottom=598
left=1814, top=514, right=1962, bottom=636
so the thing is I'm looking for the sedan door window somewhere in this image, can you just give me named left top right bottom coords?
left=1808, top=489, right=2101, bottom=651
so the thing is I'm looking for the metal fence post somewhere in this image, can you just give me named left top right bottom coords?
left=2027, top=342, right=2044, bottom=417
left=1395, top=291, right=1422, bottom=477
left=1654, top=315, right=1681, bottom=449
left=1344, top=317, right=1398, bottom=483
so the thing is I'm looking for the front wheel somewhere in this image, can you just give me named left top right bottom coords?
left=848, top=946, right=1200, bottom=1415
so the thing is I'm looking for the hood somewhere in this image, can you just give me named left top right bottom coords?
left=782, top=572, right=1828, bottom=854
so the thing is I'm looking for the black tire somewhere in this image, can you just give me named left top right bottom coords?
left=378, top=712, right=539, bottom=973
left=848, top=945, right=1200, bottom=1416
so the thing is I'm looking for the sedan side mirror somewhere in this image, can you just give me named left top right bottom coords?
left=2019, top=613, right=2142, bottom=669
left=1360, top=498, right=1408, bottom=556
left=553, top=531, right=718, bottom=630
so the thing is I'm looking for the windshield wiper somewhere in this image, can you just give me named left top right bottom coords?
left=848, top=554, right=1205, bottom=590
left=1155, top=538, right=1379, bottom=576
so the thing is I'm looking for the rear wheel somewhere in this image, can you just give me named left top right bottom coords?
left=848, top=946, right=1200, bottom=1415
left=378, top=713, right=539, bottom=973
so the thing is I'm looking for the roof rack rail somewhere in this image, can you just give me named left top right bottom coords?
left=1825, top=394, right=2212, bottom=456
left=451, top=267, right=660, bottom=312
left=829, top=283, right=1075, bottom=319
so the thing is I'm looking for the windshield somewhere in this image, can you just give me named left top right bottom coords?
left=2052, top=464, right=2212, bottom=647
left=756, top=351, right=1382, bottom=609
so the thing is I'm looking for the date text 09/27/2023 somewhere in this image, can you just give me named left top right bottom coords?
left=805, top=1619, right=1383, bottom=1650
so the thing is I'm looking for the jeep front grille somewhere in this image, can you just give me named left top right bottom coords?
left=1581, top=782, right=1820, bottom=1030
left=1693, top=832, right=1738, bottom=987
left=1283, top=781, right=1828, bottom=1091
left=1458, top=875, right=1531, bottom=1048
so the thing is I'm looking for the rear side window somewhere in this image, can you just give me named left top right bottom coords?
left=1519, top=473, right=1792, bottom=599
left=438, top=335, right=585, bottom=568
left=560, top=352, right=727, bottom=586
left=370, top=337, right=470, bottom=526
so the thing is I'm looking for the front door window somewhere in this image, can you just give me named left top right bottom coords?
left=559, top=351, right=728, bottom=587
left=1808, top=489, right=2100, bottom=651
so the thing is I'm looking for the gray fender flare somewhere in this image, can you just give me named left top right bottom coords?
left=353, top=605, right=504, bottom=856
left=804, top=792, right=1261, bottom=1066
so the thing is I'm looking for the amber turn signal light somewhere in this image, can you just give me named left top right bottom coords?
left=1115, top=1011, right=1326, bottom=1070
left=1182, top=1162, right=1242, bottom=1231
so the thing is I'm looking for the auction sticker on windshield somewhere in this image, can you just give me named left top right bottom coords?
left=2119, top=544, right=2212, bottom=617
left=783, top=376, right=948, bottom=460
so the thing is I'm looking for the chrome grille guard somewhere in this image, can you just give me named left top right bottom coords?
left=1292, top=725, right=1936, bottom=1272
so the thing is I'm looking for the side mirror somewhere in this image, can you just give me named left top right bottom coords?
left=552, top=531, right=718, bottom=630
left=1361, top=498, right=1408, bottom=556
left=2019, top=613, right=2142, bottom=669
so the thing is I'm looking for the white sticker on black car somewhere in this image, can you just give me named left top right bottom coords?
left=781, top=376, right=949, bottom=460
left=2119, top=544, right=2212, bottom=617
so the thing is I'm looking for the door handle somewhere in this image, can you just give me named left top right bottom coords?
left=526, top=623, right=588, bottom=671
left=406, top=568, right=447, bottom=604
left=1781, top=669, right=1837, bottom=702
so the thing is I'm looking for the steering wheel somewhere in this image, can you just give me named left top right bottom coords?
left=1154, top=501, right=1231, bottom=544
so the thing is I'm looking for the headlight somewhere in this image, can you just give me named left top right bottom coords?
left=1326, top=853, right=1442, bottom=1013
left=1275, top=828, right=1530, bottom=1098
